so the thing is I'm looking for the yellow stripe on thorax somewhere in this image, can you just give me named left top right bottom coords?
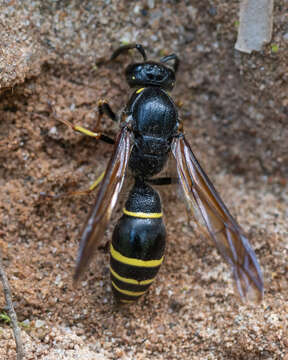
left=123, top=208, right=163, bottom=219
left=136, top=87, right=145, bottom=94
left=110, top=266, right=155, bottom=285
left=112, top=281, right=146, bottom=297
left=110, top=244, right=164, bottom=268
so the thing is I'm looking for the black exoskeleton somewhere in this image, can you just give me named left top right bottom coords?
left=108, top=44, right=180, bottom=301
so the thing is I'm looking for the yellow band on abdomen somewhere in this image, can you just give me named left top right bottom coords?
left=110, top=243, right=164, bottom=268
left=111, top=281, right=146, bottom=296
left=110, top=266, right=155, bottom=285
left=123, top=208, right=163, bottom=219
left=120, top=299, right=135, bottom=303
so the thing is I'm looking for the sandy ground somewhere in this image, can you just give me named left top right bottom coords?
left=0, top=1, right=287, bottom=359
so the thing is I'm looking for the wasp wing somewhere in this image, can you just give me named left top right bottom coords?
left=74, top=127, right=131, bottom=283
left=171, top=135, right=264, bottom=302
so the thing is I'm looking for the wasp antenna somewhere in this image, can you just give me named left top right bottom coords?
left=160, top=53, right=180, bottom=73
left=111, top=43, right=147, bottom=61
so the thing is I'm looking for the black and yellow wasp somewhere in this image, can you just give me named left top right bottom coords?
left=55, top=44, right=264, bottom=303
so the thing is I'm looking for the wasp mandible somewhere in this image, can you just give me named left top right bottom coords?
left=55, top=44, right=264, bottom=303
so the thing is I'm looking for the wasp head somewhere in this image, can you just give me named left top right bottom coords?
left=125, top=62, right=175, bottom=90
left=111, top=44, right=179, bottom=91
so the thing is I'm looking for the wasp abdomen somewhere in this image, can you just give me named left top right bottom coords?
left=110, top=180, right=166, bottom=303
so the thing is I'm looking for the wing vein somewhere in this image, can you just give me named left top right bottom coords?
left=171, top=135, right=264, bottom=302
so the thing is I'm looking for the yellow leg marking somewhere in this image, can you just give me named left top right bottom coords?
left=89, top=171, right=105, bottom=191
left=110, top=266, right=155, bottom=286
left=112, top=281, right=146, bottom=297
left=136, top=87, right=145, bottom=94
left=110, top=244, right=164, bottom=268
left=74, top=125, right=101, bottom=138
left=123, top=208, right=163, bottom=219
left=57, top=117, right=101, bottom=138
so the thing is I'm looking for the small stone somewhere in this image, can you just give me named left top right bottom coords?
left=35, top=319, right=45, bottom=328
left=48, top=126, right=58, bottom=136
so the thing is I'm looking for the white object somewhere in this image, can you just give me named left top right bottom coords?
left=235, top=0, right=274, bottom=53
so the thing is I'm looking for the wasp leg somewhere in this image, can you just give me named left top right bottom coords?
left=147, top=177, right=177, bottom=186
left=97, top=99, right=117, bottom=125
left=92, top=99, right=117, bottom=140
left=57, top=117, right=115, bottom=145
left=40, top=171, right=105, bottom=201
